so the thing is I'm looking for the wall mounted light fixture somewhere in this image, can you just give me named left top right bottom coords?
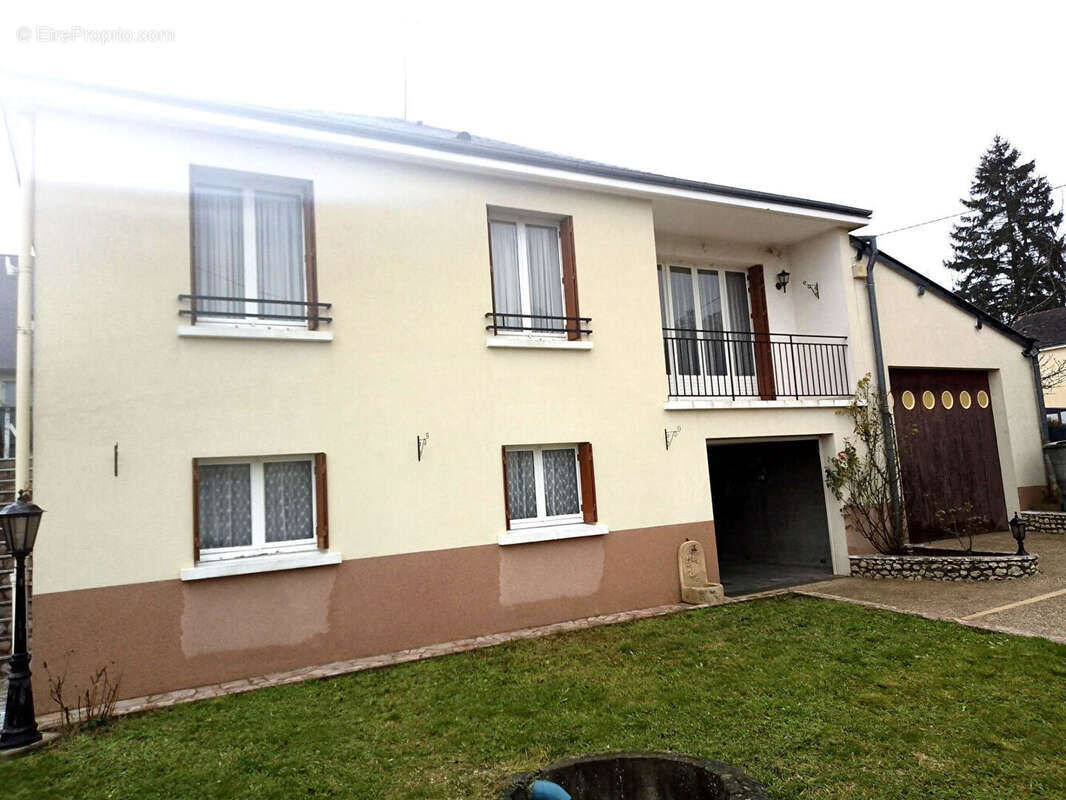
left=417, top=432, right=430, bottom=461
left=664, top=426, right=681, bottom=450
left=802, top=280, right=820, bottom=299
left=775, top=270, right=790, bottom=293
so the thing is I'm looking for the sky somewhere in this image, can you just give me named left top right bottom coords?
left=1, top=0, right=1064, bottom=289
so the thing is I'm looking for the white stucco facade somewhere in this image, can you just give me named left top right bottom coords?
left=1, top=83, right=1049, bottom=704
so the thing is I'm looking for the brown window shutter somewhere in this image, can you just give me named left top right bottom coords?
left=501, top=446, right=511, bottom=530
left=314, top=452, right=329, bottom=549
left=560, top=216, right=581, bottom=340
left=577, top=442, right=597, bottom=523
left=192, top=458, right=201, bottom=563
left=746, top=264, right=777, bottom=400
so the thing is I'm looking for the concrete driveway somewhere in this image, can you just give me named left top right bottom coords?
left=799, top=531, right=1066, bottom=644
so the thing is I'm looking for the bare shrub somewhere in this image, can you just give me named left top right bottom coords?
left=824, top=374, right=906, bottom=555
left=43, top=652, right=121, bottom=732
left=934, top=504, right=992, bottom=553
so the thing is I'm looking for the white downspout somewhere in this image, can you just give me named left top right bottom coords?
left=15, top=113, right=34, bottom=496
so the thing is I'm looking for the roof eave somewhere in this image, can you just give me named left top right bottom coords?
left=3, top=72, right=873, bottom=222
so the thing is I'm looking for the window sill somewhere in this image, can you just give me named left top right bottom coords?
left=180, top=549, right=341, bottom=581
left=486, top=336, right=592, bottom=350
left=498, top=522, right=608, bottom=546
left=178, top=324, right=333, bottom=342
left=664, top=397, right=853, bottom=410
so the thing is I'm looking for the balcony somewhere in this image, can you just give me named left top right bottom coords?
left=180, top=294, right=333, bottom=326
left=483, top=312, right=593, bottom=350
left=484, top=312, right=592, bottom=338
left=177, top=295, right=334, bottom=341
left=662, top=328, right=850, bottom=403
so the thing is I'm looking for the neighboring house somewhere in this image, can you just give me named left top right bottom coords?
left=0, top=259, right=16, bottom=680
left=0, top=259, right=15, bottom=456
left=1016, top=307, right=1066, bottom=438
left=1, top=78, right=1047, bottom=708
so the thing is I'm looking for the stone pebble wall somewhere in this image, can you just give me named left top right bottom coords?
left=1020, top=510, right=1066, bottom=534
left=849, top=553, right=1038, bottom=581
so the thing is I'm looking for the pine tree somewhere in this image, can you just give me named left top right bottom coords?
left=945, top=136, right=1066, bottom=323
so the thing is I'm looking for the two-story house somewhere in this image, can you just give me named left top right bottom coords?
left=1, top=77, right=1048, bottom=708
left=1016, top=308, right=1066, bottom=441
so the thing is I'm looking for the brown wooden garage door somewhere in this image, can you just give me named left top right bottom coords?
left=889, top=368, right=1008, bottom=543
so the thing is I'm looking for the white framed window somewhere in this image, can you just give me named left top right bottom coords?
left=488, top=211, right=567, bottom=335
left=658, top=264, right=756, bottom=388
left=189, top=166, right=318, bottom=330
left=196, top=455, right=318, bottom=561
left=504, top=445, right=584, bottom=529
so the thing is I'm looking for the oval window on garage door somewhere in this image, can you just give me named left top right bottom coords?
left=922, top=390, right=935, bottom=410
left=941, top=390, right=954, bottom=410
left=959, top=390, right=972, bottom=409
left=901, top=390, right=916, bottom=410
left=977, top=390, right=990, bottom=408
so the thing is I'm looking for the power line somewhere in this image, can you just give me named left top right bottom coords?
left=870, top=183, right=1066, bottom=237
left=873, top=211, right=970, bottom=237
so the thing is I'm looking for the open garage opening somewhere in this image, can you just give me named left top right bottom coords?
left=708, top=439, right=834, bottom=596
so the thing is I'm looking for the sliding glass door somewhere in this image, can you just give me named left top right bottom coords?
left=659, top=265, right=757, bottom=396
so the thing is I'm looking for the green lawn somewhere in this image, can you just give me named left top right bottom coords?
left=4, top=596, right=1066, bottom=799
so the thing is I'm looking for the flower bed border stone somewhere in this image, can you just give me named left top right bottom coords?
left=849, top=549, right=1038, bottom=581
left=1019, top=510, right=1066, bottom=534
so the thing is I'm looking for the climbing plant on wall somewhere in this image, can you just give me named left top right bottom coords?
left=824, top=374, right=906, bottom=555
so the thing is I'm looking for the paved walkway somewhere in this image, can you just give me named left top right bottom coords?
left=799, top=531, right=1066, bottom=644
left=719, top=561, right=833, bottom=596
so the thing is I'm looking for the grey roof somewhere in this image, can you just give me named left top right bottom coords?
left=850, top=237, right=1035, bottom=351
left=1016, top=308, right=1066, bottom=348
left=30, top=77, right=873, bottom=219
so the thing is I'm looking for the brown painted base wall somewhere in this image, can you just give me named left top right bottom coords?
left=30, top=522, right=714, bottom=710
left=1018, top=485, right=1048, bottom=511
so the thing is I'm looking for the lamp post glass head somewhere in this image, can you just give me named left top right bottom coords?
left=0, top=490, right=44, bottom=556
left=775, top=269, right=790, bottom=292
left=1009, top=512, right=1027, bottom=556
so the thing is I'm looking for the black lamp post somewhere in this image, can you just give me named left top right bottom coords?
left=775, top=269, right=791, bottom=293
left=0, top=491, right=44, bottom=750
left=1009, top=512, right=1028, bottom=557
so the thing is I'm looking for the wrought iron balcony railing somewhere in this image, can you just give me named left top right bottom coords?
left=485, top=312, right=592, bottom=337
left=662, top=328, right=849, bottom=400
left=0, top=406, right=13, bottom=460
left=179, top=295, right=333, bottom=325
